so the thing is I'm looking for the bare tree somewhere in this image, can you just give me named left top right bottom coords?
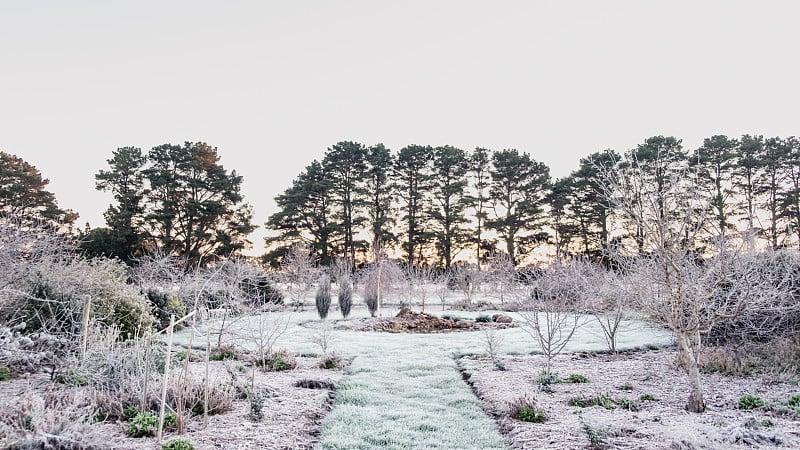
left=596, top=155, right=795, bottom=412
left=278, top=242, right=318, bottom=309
left=405, top=264, right=436, bottom=312
left=359, top=257, right=402, bottom=317
left=434, top=270, right=451, bottom=311
left=449, top=262, right=483, bottom=306
left=483, top=328, right=505, bottom=370
left=518, top=260, right=591, bottom=376
left=241, top=311, right=291, bottom=376
left=485, top=252, right=519, bottom=305
left=575, top=260, right=630, bottom=355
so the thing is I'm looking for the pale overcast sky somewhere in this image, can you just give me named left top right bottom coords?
left=1, top=1, right=799, bottom=254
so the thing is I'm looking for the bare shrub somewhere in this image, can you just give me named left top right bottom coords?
left=518, top=260, right=591, bottom=375
left=278, top=242, right=318, bottom=308
left=405, top=264, right=436, bottom=312
left=485, top=252, right=520, bottom=305
left=310, top=321, right=336, bottom=356
left=448, top=263, right=483, bottom=306
left=167, top=373, right=234, bottom=416
left=483, top=328, right=505, bottom=370
left=706, top=251, right=800, bottom=344
left=358, top=257, right=403, bottom=317
left=241, top=312, right=291, bottom=372
left=579, top=261, right=629, bottom=354
left=0, top=388, right=104, bottom=449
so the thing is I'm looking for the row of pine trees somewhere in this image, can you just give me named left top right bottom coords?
left=266, top=135, right=800, bottom=268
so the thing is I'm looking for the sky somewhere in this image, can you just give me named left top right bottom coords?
left=1, top=1, right=799, bottom=255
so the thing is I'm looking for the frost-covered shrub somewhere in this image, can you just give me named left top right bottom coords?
left=146, top=288, right=186, bottom=331
left=338, top=275, right=353, bottom=319
left=319, top=352, right=344, bottom=370
left=0, top=325, right=73, bottom=375
left=210, top=343, right=239, bottom=361
left=240, top=274, right=283, bottom=307
left=257, top=348, right=297, bottom=372
left=249, top=392, right=264, bottom=422
left=4, top=258, right=155, bottom=339
left=168, top=375, right=234, bottom=417
left=315, top=274, right=332, bottom=319
left=0, top=389, right=104, bottom=449
left=364, top=284, right=378, bottom=317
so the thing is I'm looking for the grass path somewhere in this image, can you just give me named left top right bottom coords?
left=172, top=307, right=673, bottom=449
left=318, top=337, right=507, bottom=450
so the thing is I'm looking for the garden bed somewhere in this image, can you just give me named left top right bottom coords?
left=461, top=350, right=800, bottom=449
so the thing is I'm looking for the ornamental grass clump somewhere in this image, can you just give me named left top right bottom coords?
left=316, top=274, right=332, bottom=319
left=338, top=275, right=353, bottom=319
left=508, top=395, right=547, bottom=423
left=257, top=348, right=297, bottom=372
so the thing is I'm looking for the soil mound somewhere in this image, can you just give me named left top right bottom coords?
left=365, top=308, right=514, bottom=333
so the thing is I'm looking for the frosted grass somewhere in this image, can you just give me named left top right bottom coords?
left=171, top=306, right=672, bottom=449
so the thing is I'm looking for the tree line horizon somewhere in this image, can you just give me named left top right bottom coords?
left=2, top=133, right=799, bottom=269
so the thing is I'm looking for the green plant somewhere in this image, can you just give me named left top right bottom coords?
left=147, top=289, right=187, bottom=331
left=568, top=396, right=586, bottom=407
left=258, top=349, right=297, bottom=372
left=568, top=394, right=615, bottom=410
left=639, top=393, right=658, bottom=402
left=162, top=437, right=195, bottom=450
left=127, top=411, right=158, bottom=438
left=210, top=343, right=238, bottom=361
left=123, top=404, right=139, bottom=421
left=617, top=381, right=633, bottom=391
left=92, top=410, right=108, bottom=423
left=508, top=395, right=546, bottom=423
left=536, top=371, right=561, bottom=392
left=614, top=397, right=638, bottom=411
left=567, top=374, right=589, bottom=383
left=249, top=392, right=264, bottom=422
left=475, top=315, right=492, bottom=323
left=55, top=370, right=87, bottom=386
left=581, top=418, right=609, bottom=449
left=789, top=394, right=800, bottom=408
left=738, top=394, right=765, bottom=410
left=319, top=352, right=344, bottom=370
left=0, top=366, right=10, bottom=381
left=164, top=412, right=178, bottom=429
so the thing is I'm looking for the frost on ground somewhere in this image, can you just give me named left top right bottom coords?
left=319, top=337, right=507, bottom=450
left=0, top=357, right=341, bottom=450
left=462, top=350, right=800, bottom=450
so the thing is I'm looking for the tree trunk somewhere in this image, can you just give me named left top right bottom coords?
left=678, top=333, right=706, bottom=413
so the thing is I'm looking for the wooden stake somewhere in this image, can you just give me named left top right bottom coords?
left=79, top=295, right=91, bottom=366
left=157, top=315, right=174, bottom=442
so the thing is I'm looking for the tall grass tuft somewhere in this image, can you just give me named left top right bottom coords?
left=316, top=274, right=332, bottom=319
left=338, top=275, right=353, bottom=319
